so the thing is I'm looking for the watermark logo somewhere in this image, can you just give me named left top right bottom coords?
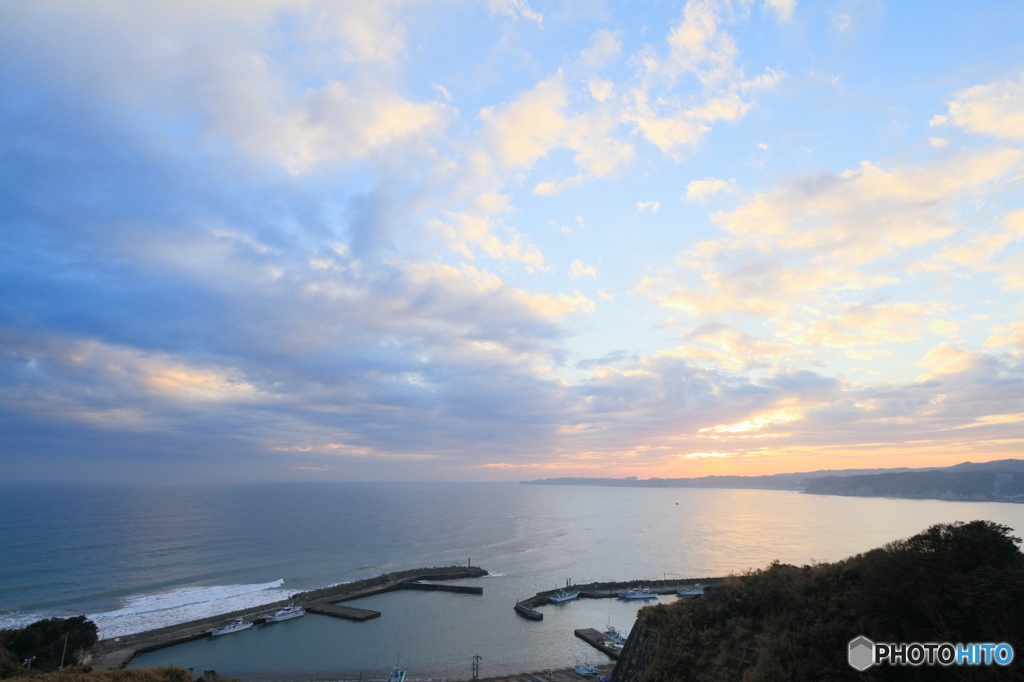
left=848, top=636, right=874, bottom=671
left=849, top=637, right=1014, bottom=669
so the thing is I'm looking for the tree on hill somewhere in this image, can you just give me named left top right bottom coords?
left=0, top=616, right=98, bottom=676
left=635, top=521, right=1024, bottom=681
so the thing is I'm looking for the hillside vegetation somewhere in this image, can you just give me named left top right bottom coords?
left=638, top=521, right=1024, bottom=681
left=0, top=617, right=97, bottom=676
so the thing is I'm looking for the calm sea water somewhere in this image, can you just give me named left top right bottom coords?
left=3, top=482, right=1024, bottom=679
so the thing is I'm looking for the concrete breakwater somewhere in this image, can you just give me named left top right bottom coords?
left=514, top=576, right=723, bottom=614
left=90, top=565, right=487, bottom=671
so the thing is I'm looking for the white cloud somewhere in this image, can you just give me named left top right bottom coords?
left=275, top=83, right=450, bottom=174
left=986, top=321, right=1024, bottom=348
left=434, top=193, right=546, bottom=270
left=764, top=0, right=796, bottom=22
left=624, top=0, right=779, bottom=158
left=486, top=0, right=544, bottom=26
left=479, top=72, right=634, bottom=192
left=479, top=74, right=569, bottom=170
left=636, top=200, right=661, bottom=212
left=946, top=73, right=1024, bottom=140
left=587, top=79, right=615, bottom=103
left=569, top=259, right=598, bottom=279
left=685, top=177, right=731, bottom=201
left=578, top=30, right=621, bottom=70
left=645, top=0, right=740, bottom=86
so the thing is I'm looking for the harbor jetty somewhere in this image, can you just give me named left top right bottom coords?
left=89, top=565, right=487, bottom=671
left=514, top=576, right=722, bottom=618
left=574, top=628, right=621, bottom=659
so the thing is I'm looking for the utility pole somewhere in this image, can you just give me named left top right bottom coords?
left=60, top=633, right=69, bottom=670
left=471, top=654, right=482, bottom=681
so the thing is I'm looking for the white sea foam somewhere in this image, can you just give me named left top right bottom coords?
left=88, top=580, right=293, bottom=639
left=0, top=580, right=295, bottom=640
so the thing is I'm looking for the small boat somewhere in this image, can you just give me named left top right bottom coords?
left=676, top=584, right=704, bottom=597
left=549, top=588, right=580, bottom=603
left=264, top=606, right=305, bottom=622
left=616, top=586, right=657, bottom=599
left=388, top=655, right=405, bottom=682
left=209, top=618, right=252, bottom=636
left=603, top=624, right=627, bottom=645
left=574, top=664, right=600, bottom=677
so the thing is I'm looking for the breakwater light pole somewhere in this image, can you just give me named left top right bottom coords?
left=472, top=654, right=481, bottom=680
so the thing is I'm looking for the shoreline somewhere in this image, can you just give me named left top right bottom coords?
left=90, top=566, right=488, bottom=671
left=166, top=664, right=617, bottom=682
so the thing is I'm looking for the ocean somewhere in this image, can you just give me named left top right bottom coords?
left=3, top=482, right=1023, bottom=679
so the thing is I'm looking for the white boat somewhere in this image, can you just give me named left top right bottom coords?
left=388, top=656, right=405, bottom=682
left=549, top=588, right=580, bottom=603
left=209, top=618, right=252, bottom=636
left=264, top=606, right=305, bottom=622
left=676, top=584, right=704, bottom=597
left=616, top=586, right=657, bottom=599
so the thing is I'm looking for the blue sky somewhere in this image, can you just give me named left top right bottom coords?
left=2, top=0, right=1023, bottom=481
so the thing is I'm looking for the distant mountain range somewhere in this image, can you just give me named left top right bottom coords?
left=520, top=459, right=1024, bottom=503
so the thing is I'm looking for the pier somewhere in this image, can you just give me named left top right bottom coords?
left=305, top=603, right=382, bottom=621
left=89, top=565, right=488, bottom=670
left=514, top=601, right=543, bottom=620
left=574, top=628, right=621, bottom=659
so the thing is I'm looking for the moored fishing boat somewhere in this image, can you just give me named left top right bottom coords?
left=208, top=618, right=252, bottom=636
left=603, top=623, right=627, bottom=645
left=676, top=583, right=704, bottom=597
left=387, top=655, right=405, bottom=682
left=616, top=586, right=657, bottom=599
left=549, top=588, right=580, bottom=603
left=263, top=605, right=305, bottom=622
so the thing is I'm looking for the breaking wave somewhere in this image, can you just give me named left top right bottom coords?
left=0, top=580, right=294, bottom=640
left=90, top=580, right=292, bottom=639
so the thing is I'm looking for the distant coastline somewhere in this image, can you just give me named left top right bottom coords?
left=520, top=459, right=1024, bottom=504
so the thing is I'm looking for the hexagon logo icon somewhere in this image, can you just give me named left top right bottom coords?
left=848, top=636, right=874, bottom=671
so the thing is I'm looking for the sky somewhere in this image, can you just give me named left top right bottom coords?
left=2, top=0, right=1024, bottom=482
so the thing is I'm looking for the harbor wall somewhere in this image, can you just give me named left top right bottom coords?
left=610, top=621, right=660, bottom=682
left=90, top=565, right=488, bottom=669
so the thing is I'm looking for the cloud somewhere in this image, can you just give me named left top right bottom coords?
left=486, top=0, right=544, bottom=26
left=624, top=0, right=781, bottom=158
left=587, top=79, right=615, bottom=102
left=477, top=72, right=634, bottom=193
left=4, top=2, right=1024, bottom=482
left=764, top=0, right=796, bottom=22
left=569, top=259, right=598, bottom=279
left=0, top=1, right=444, bottom=177
left=915, top=343, right=978, bottom=380
left=685, top=177, right=731, bottom=201
left=681, top=451, right=735, bottom=458
left=434, top=192, right=546, bottom=269
left=986, top=321, right=1024, bottom=348
left=578, top=30, right=622, bottom=70
left=643, top=0, right=740, bottom=86
left=946, top=73, right=1024, bottom=139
